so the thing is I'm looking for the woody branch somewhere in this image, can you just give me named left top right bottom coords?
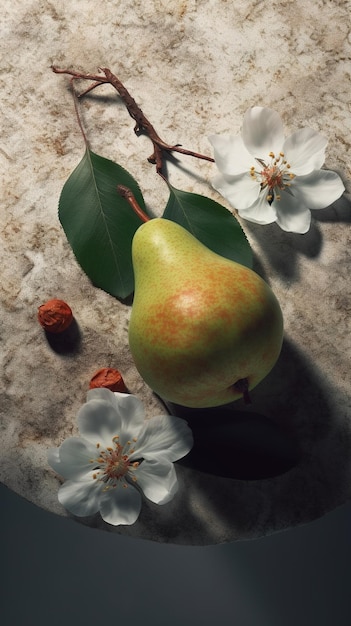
left=51, top=65, right=215, bottom=175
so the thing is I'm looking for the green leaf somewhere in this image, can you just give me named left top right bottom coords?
left=59, top=149, right=148, bottom=299
left=162, top=184, right=252, bottom=268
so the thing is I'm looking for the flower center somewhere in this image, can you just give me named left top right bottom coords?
left=250, top=151, right=295, bottom=203
left=90, top=436, right=140, bottom=489
left=102, top=442, right=130, bottom=479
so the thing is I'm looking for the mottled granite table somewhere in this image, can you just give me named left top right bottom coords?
left=1, top=0, right=350, bottom=544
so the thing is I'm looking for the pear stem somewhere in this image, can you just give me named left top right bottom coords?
left=233, top=378, right=252, bottom=404
left=51, top=65, right=215, bottom=175
left=117, top=185, right=150, bottom=223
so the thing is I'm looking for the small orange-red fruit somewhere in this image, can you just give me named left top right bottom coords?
left=38, top=299, right=73, bottom=333
left=89, top=368, right=129, bottom=393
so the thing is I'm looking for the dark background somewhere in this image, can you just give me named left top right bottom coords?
left=1, top=483, right=350, bottom=625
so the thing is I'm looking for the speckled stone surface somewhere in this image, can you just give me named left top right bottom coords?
left=1, top=0, right=350, bottom=545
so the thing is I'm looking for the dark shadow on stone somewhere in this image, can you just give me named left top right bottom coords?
left=244, top=194, right=350, bottom=284
left=313, top=194, right=351, bottom=224
left=44, top=318, right=82, bottom=354
left=170, top=405, right=299, bottom=480
left=244, top=219, right=322, bottom=282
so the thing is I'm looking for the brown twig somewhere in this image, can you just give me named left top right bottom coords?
left=69, top=78, right=89, bottom=148
left=52, top=65, right=215, bottom=174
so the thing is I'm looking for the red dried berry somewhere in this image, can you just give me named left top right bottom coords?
left=38, top=299, right=73, bottom=334
left=89, top=368, right=129, bottom=393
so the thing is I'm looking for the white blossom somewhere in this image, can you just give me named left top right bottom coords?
left=209, top=107, right=345, bottom=233
left=48, top=388, right=193, bottom=526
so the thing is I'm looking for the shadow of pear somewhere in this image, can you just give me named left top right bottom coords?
left=162, top=403, right=299, bottom=481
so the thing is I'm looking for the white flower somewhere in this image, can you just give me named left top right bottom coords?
left=48, top=388, right=193, bottom=526
left=209, top=107, right=345, bottom=233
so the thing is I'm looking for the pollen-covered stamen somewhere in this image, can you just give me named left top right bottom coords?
left=102, top=443, right=130, bottom=479
left=91, top=436, right=140, bottom=484
left=252, top=152, right=296, bottom=202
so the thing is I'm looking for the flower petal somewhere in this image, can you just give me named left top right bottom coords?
left=242, top=107, right=284, bottom=158
left=283, top=128, right=327, bottom=175
left=85, top=389, right=146, bottom=445
left=131, top=414, right=193, bottom=463
left=212, top=171, right=260, bottom=211
left=208, top=134, right=253, bottom=175
left=51, top=437, right=98, bottom=480
left=238, top=190, right=277, bottom=225
left=274, top=190, right=311, bottom=233
left=109, top=393, right=146, bottom=445
left=291, top=169, right=345, bottom=209
left=77, top=399, right=123, bottom=447
left=134, top=459, right=178, bottom=504
left=99, top=481, right=141, bottom=525
left=58, top=478, right=102, bottom=517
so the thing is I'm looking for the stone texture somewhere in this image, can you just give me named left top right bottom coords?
left=0, top=0, right=350, bottom=544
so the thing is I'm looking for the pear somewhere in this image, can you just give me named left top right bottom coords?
left=128, top=218, right=283, bottom=408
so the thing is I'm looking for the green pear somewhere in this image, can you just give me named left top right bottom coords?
left=128, top=218, right=283, bottom=408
